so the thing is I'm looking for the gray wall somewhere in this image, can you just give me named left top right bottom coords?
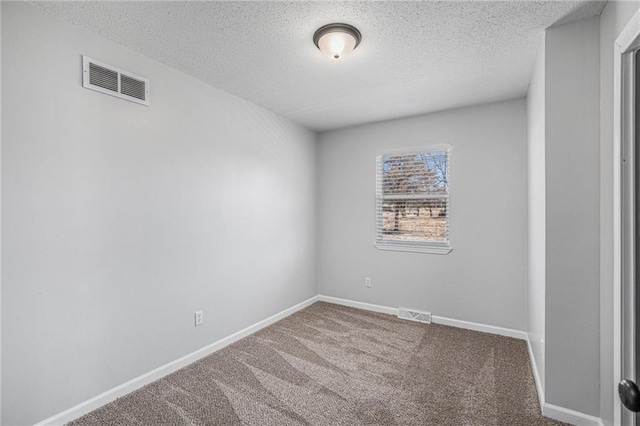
left=599, top=2, right=640, bottom=424
left=1, top=3, right=317, bottom=425
left=527, top=35, right=546, bottom=394
left=317, top=99, right=528, bottom=331
left=544, top=16, right=601, bottom=416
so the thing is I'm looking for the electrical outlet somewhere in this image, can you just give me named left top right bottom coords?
left=194, top=310, right=204, bottom=326
left=365, top=277, right=371, bottom=288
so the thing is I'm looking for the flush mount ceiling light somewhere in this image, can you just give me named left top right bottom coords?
left=313, top=23, right=361, bottom=60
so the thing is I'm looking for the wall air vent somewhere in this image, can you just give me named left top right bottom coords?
left=398, top=307, right=432, bottom=324
left=82, top=56, right=149, bottom=106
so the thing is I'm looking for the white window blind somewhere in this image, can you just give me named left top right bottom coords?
left=375, top=145, right=451, bottom=254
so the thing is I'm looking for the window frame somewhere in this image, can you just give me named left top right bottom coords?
left=374, top=144, right=452, bottom=255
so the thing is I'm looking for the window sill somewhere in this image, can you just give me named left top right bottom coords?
left=374, top=242, right=452, bottom=255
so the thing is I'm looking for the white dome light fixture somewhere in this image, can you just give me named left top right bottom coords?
left=313, top=23, right=362, bottom=60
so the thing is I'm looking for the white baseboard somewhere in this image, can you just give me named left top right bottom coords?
left=318, top=295, right=527, bottom=340
left=35, top=294, right=604, bottom=426
left=318, top=295, right=399, bottom=316
left=543, top=403, right=604, bottom=426
left=34, top=295, right=319, bottom=426
left=526, top=334, right=545, bottom=409
left=430, top=315, right=528, bottom=340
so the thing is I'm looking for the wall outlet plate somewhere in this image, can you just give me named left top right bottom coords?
left=194, top=310, right=204, bottom=326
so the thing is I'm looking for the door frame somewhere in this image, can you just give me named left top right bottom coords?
left=614, top=8, right=640, bottom=426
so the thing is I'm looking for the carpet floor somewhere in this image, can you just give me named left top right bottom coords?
left=69, top=302, right=567, bottom=425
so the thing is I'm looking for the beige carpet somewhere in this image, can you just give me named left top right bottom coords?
left=69, top=302, right=566, bottom=425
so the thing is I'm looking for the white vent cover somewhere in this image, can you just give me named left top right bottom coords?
left=398, top=307, right=432, bottom=324
left=82, top=56, right=149, bottom=106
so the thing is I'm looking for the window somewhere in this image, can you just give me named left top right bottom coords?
left=375, top=145, right=452, bottom=254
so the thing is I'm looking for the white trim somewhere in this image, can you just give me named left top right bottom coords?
left=35, top=294, right=602, bottom=426
left=318, top=295, right=526, bottom=339
left=613, top=38, right=624, bottom=426
left=526, top=334, right=545, bottom=409
left=430, top=314, right=527, bottom=340
left=318, top=295, right=399, bottom=316
left=543, top=404, right=604, bottom=426
left=373, top=242, right=452, bottom=255
left=615, top=9, right=640, bottom=51
left=34, top=295, right=319, bottom=426
left=613, top=8, right=640, bottom=426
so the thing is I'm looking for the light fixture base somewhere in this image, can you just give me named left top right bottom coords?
left=313, top=23, right=362, bottom=49
left=313, top=23, right=362, bottom=59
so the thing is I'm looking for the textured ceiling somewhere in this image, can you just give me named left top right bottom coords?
left=33, top=1, right=606, bottom=131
